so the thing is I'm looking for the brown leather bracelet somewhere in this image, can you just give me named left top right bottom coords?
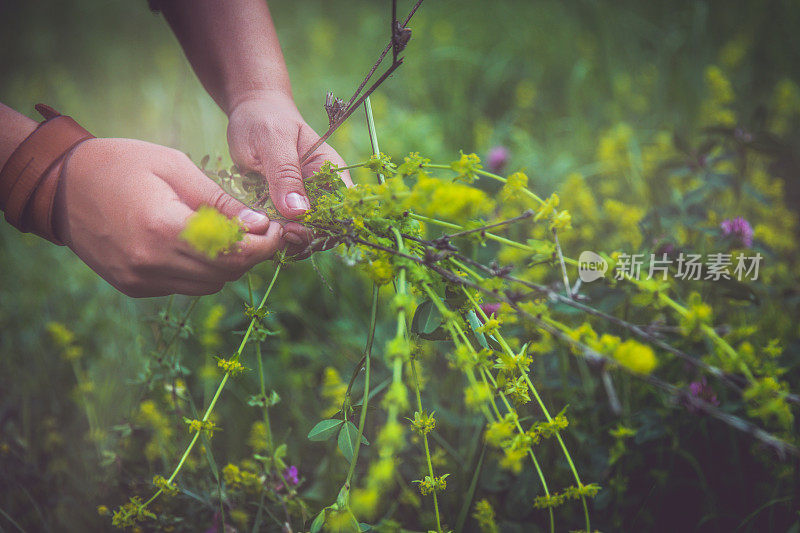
left=0, top=104, right=94, bottom=245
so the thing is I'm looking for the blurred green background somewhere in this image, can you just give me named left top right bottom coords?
left=2, top=0, right=799, bottom=531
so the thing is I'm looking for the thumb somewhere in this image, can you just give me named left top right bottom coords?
left=260, top=133, right=310, bottom=220
left=166, top=151, right=270, bottom=233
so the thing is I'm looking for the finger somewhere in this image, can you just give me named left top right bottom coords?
left=251, top=122, right=311, bottom=220
left=299, top=125, right=353, bottom=188
left=201, top=221, right=284, bottom=275
left=139, top=198, right=243, bottom=283
left=157, top=148, right=270, bottom=234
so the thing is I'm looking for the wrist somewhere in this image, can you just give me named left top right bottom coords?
left=0, top=104, right=94, bottom=245
left=0, top=104, right=38, bottom=169
left=226, top=88, right=297, bottom=118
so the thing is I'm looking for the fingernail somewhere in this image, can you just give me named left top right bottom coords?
left=285, top=193, right=310, bottom=211
left=238, top=209, right=267, bottom=228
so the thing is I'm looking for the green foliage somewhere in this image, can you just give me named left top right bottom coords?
left=3, top=1, right=800, bottom=532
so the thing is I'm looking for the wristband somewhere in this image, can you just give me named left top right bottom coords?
left=0, top=104, right=94, bottom=245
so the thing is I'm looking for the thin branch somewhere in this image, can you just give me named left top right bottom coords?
left=329, top=231, right=799, bottom=457
left=297, top=0, right=425, bottom=167
left=299, top=60, right=404, bottom=165
left=552, top=229, right=573, bottom=299
left=438, top=209, right=534, bottom=240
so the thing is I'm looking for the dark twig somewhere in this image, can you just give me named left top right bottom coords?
left=401, top=231, right=793, bottom=403
left=392, top=0, right=399, bottom=64
left=342, top=233, right=800, bottom=458
left=299, top=60, right=404, bottom=165
left=297, top=0, right=424, bottom=167
left=440, top=210, right=534, bottom=240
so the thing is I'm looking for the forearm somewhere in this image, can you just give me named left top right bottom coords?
left=0, top=103, right=37, bottom=170
left=161, top=0, right=293, bottom=115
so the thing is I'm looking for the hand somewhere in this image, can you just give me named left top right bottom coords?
left=226, top=92, right=353, bottom=245
left=54, top=138, right=285, bottom=297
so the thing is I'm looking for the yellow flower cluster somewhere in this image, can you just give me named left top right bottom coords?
left=449, top=151, right=482, bottom=182
left=136, top=400, right=174, bottom=462
left=465, top=382, right=493, bottom=411
left=484, top=413, right=516, bottom=448
left=612, top=339, right=658, bottom=375
left=216, top=357, right=246, bottom=376
left=477, top=317, right=501, bottom=336
left=321, top=366, right=347, bottom=418
left=743, top=377, right=795, bottom=430
left=111, top=497, right=156, bottom=529
left=415, top=473, right=449, bottom=495
left=46, top=321, right=83, bottom=361
left=473, top=499, right=500, bottom=533
left=499, top=171, right=529, bottom=202
left=597, top=122, right=634, bottom=176
left=410, top=175, right=495, bottom=221
left=180, top=205, right=243, bottom=258
left=409, top=409, right=436, bottom=435
left=700, top=65, right=736, bottom=126
left=533, top=483, right=601, bottom=509
left=200, top=304, right=225, bottom=349
left=679, top=292, right=713, bottom=338
left=153, top=475, right=178, bottom=497
left=185, top=418, right=218, bottom=438
left=222, top=463, right=262, bottom=493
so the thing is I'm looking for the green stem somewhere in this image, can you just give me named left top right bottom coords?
left=344, top=285, right=379, bottom=488
left=158, top=297, right=200, bottom=362
left=450, top=312, right=556, bottom=533
left=334, top=162, right=368, bottom=172
left=407, top=213, right=532, bottom=250
left=249, top=274, right=275, bottom=455
left=141, top=265, right=282, bottom=511
left=419, top=262, right=561, bottom=532
left=475, top=365, right=554, bottom=533
left=463, top=282, right=591, bottom=532
left=422, top=164, right=545, bottom=205
left=364, top=96, right=385, bottom=185
left=410, top=356, right=443, bottom=533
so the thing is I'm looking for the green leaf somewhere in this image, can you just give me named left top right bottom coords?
left=273, top=444, right=288, bottom=471
left=308, top=419, right=343, bottom=441
left=310, top=509, right=327, bottom=533
left=338, top=421, right=363, bottom=462
left=411, top=300, right=442, bottom=335
left=359, top=523, right=372, bottom=532
left=466, top=310, right=489, bottom=350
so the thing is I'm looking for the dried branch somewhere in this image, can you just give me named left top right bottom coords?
left=339, top=232, right=800, bottom=459
left=297, top=0, right=425, bottom=167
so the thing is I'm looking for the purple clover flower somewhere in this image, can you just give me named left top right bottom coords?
left=720, top=217, right=753, bottom=248
left=480, top=303, right=501, bottom=321
left=283, top=465, right=299, bottom=487
left=687, top=377, right=719, bottom=412
left=487, top=146, right=509, bottom=173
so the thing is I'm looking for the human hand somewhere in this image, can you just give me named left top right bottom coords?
left=54, top=137, right=285, bottom=297
left=226, top=92, right=353, bottom=245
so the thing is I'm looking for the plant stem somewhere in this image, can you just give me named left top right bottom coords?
left=408, top=213, right=532, bottom=250
left=141, top=265, right=282, bottom=511
left=463, top=280, right=591, bottom=531
left=249, top=273, right=275, bottom=455
left=421, top=164, right=546, bottom=205
left=344, top=285, right=379, bottom=488
left=409, top=355, right=443, bottom=533
left=364, top=96, right=385, bottom=185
